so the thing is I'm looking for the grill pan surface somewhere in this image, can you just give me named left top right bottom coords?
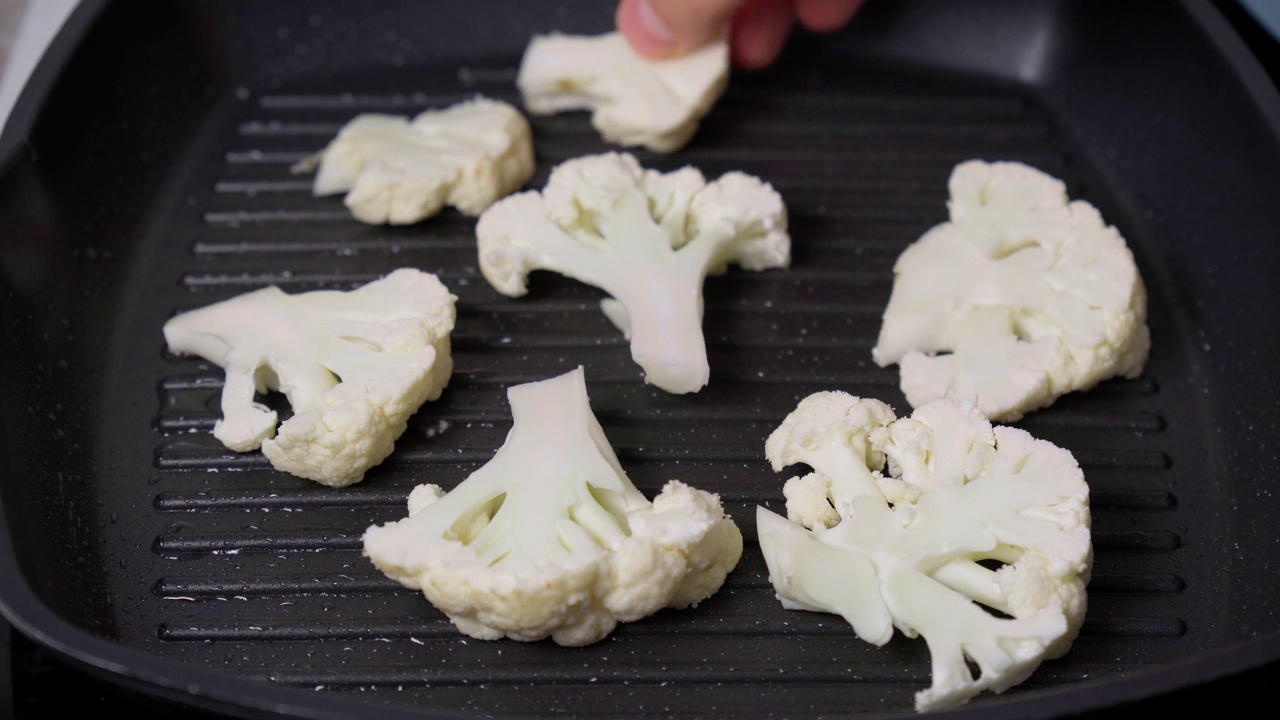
left=2, top=1, right=1279, bottom=717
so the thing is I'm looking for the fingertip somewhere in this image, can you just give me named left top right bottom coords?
left=731, top=35, right=790, bottom=70
left=620, top=0, right=747, bottom=59
left=730, top=0, right=796, bottom=69
left=617, top=0, right=678, bottom=59
left=795, top=0, right=863, bottom=33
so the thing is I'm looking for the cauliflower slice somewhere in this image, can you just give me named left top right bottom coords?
left=362, top=367, right=743, bottom=646
left=162, top=268, right=456, bottom=487
left=757, top=393, right=1092, bottom=712
left=872, top=160, right=1150, bottom=421
left=476, top=152, right=789, bottom=394
left=518, top=31, right=729, bottom=153
left=294, top=97, right=535, bottom=224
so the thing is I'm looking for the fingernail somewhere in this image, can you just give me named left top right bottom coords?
left=634, top=0, right=676, bottom=47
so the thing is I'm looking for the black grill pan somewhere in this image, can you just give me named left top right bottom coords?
left=2, top=1, right=1278, bottom=717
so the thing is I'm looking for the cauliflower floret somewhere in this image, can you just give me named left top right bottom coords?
left=757, top=394, right=1092, bottom=712
left=782, top=473, right=840, bottom=530
left=873, top=397, right=997, bottom=493
left=872, top=160, right=1151, bottom=421
left=517, top=31, right=728, bottom=153
left=362, top=367, right=743, bottom=646
left=765, top=392, right=895, bottom=502
left=407, top=484, right=447, bottom=517
left=476, top=152, right=789, bottom=394
left=294, top=97, right=534, bottom=224
left=162, top=268, right=456, bottom=487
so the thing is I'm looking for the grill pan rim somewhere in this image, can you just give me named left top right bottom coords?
left=2, top=0, right=1279, bottom=717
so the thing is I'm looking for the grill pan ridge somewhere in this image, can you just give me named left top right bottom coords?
left=1, top=1, right=1278, bottom=718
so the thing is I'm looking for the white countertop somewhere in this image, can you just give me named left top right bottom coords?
left=0, top=0, right=79, bottom=135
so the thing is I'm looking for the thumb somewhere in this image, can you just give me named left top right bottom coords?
left=617, top=0, right=746, bottom=59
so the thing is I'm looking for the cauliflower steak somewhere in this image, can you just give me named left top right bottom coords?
left=162, top=268, right=456, bottom=487
left=518, top=31, right=728, bottom=153
left=872, top=160, right=1150, bottom=421
left=758, top=392, right=1092, bottom=712
left=476, top=152, right=789, bottom=394
left=362, top=367, right=743, bottom=646
left=295, top=97, right=534, bottom=225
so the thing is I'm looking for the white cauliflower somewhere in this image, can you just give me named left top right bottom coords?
left=362, top=367, right=743, bottom=646
left=518, top=31, right=729, bottom=153
left=757, top=392, right=1092, bottom=712
left=293, top=97, right=535, bottom=224
left=162, top=268, right=456, bottom=487
left=872, top=160, right=1150, bottom=421
left=765, top=393, right=896, bottom=505
left=476, top=152, right=789, bottom=394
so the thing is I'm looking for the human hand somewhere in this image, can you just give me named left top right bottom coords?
left=617, top=0, right=863, bottom=69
